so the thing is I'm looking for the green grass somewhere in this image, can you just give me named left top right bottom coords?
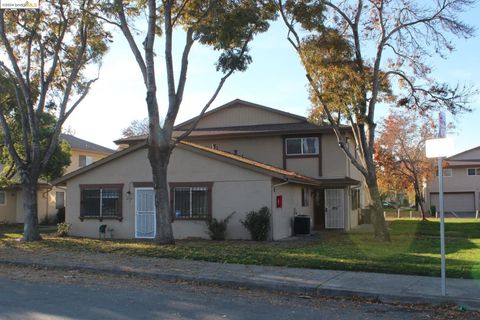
left=1, top=219, right=479, bottom=279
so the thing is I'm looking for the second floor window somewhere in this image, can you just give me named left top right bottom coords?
left=79, top=155, right=94, bottom=167
left=435, top=168, right=452, bottom=177
left=467, top=168, right=480, bottom=176
left=285, top=137, right=319, bottom=156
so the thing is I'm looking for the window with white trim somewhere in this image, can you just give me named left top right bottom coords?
left=0, top=191, right=6, bottom=206
left=80, top=185, right=122, bottom=220
left=285, top=137, right=319, bottom=156
left=467, top=168, right=480, bottom=176
left=171, top=184, right=211, bottom=220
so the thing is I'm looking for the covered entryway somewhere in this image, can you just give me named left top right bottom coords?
left=325, top=189, right=344, bottom=229
left=313, top=189, right=325, bottom=230
left=135, top=188, right=156, bottom=238
left=430, top=192, right=475, bottom=213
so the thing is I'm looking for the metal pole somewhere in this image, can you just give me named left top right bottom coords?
left=438, top=157, right=446, bottom=296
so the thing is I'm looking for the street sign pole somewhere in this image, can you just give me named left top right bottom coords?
left=426, top=111, right=451, bottom=297
left=438, top=111, right=447, bottom=297
left=438, top=156, right=446, bottom=296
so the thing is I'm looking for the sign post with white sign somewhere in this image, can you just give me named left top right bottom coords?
left=425, top=112, right=452, bottom=297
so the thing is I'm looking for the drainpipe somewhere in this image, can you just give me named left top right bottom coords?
left=272, top=179, right=290, bottom=192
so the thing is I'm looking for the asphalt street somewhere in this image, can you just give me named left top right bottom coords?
left=0, top=266, right=476, bottom=320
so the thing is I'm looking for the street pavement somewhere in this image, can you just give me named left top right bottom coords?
left=0, top=246, right=479, bottom=311
left=0, top=265, right=475, bottom=320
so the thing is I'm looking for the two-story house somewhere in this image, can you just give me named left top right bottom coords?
left=54, top=100, right=366, bottom=240
left=0, top=135, right=114, bottom=224
left=426, top=145, right=480, bottom=214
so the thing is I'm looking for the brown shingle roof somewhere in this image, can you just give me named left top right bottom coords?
left=114, top=122, right=350, bottom=145
left=55, top=141, right=357, bottom=187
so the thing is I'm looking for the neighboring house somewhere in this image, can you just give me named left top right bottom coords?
left=54, top=99, right=367, bottom=240
left=426, top=146, right=480, bottom=213
left=0, top=135, right=114, bottom=224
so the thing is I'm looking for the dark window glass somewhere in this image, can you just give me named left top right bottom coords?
left=81, top=189, right=100, bottom=216
left=286, top=139, right=302, bottom=155
left=80, top=186, right=122, bottom=219
left=302, top=137, right=319, bottom=154
left=468, top=168, right=476, bottom=176
left=173, top=186, right=209, bottom=219
left=101, top=189, right=121, bottom=216
left=174, top=187, right=191, bottom=218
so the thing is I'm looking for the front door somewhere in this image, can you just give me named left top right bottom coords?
left=313, top=189, right=325, bottom=230
left=135, top=188, right=156, bottom=238
left=325, top=189, right=345, bottom=229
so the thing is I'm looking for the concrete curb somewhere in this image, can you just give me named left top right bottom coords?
left=1, top=259, right=478, bottom=310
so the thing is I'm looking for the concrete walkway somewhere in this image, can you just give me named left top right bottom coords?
left=0, top=247, right=479, bottom=310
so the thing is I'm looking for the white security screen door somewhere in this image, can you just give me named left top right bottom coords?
left=135, top=188, right=156, bottom=238
left=325, top=189, right=345, bottom=229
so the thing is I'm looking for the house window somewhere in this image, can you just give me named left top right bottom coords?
left=80, top=184, right=123, bottom=220
left=55, top=191, right=65, bottom=209
left=467, top=168, right=480, bottom=176
left=171, top=183, right=212, bottom=220
left=0, top=191, right=6, bottom=206
left=351, top=188, right=360, bottom=211
left=285, top=137, right=319, bottom=156
left=79, top=155, right=94, bottom=168
left=435, top=168, right=452, bottom=177
left=301, top=188, right=309, bottom=207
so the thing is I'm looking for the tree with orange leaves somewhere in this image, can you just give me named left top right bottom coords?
left=375, top=110, right=436, bottom=220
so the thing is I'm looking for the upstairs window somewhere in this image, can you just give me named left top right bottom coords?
left=285, top=137, right=319, bottom=156
left=79, top=155, right=94, bottom=168
left=435, top=168, right=452, bottom=177
left=467, top=168, right=480, bottom=176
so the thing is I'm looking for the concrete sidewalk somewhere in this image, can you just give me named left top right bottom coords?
left=0, top=247, right=479, bottom=310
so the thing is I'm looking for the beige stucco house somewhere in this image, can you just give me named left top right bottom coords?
left=54, top=100, right=366, bottom=240
left=0, top=134, right=114, bottom=224
left=426, top=146, right=480, bottom=213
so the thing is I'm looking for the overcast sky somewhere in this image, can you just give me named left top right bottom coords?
left=64, top=5, right=480, bottom=154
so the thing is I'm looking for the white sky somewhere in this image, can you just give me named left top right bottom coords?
left=64, top=10, right=480, bottom=155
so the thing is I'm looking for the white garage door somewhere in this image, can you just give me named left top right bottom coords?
left=430, top=193, right=475, bottom=212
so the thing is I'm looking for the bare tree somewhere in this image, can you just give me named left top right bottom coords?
left=277, top=0, right=475, bottom=240
left=121, top=118, right=150, bottom=138
left=0, top=0, right=110, bottom=240
left=97, top=0, right=275, bottom=243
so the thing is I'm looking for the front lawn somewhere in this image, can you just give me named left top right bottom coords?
left=1, top=219, right=479, bottom=279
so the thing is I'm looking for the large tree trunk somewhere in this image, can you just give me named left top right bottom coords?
left=148, top=144, right=175, bottom=244
left=20, top=173, right=42, bottom=241
left=365, top=164, right=390, bottom=241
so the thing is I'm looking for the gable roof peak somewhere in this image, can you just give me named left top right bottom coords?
left=174, top=99, right=307, bottom=129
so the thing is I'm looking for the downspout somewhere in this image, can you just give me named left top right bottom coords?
left=271, top=179, right=291, bottom=241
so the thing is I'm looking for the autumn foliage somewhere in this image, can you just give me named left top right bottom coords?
left=375, top=111, right=436, bottom=219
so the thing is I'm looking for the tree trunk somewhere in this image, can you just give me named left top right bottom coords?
left=148, top=145, right=175, bottom=245
left=365, top=167, right=390, bottom=241
left=413, top=180, right=427, bottom=221
left=21, top=176, right=42, bottom=241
